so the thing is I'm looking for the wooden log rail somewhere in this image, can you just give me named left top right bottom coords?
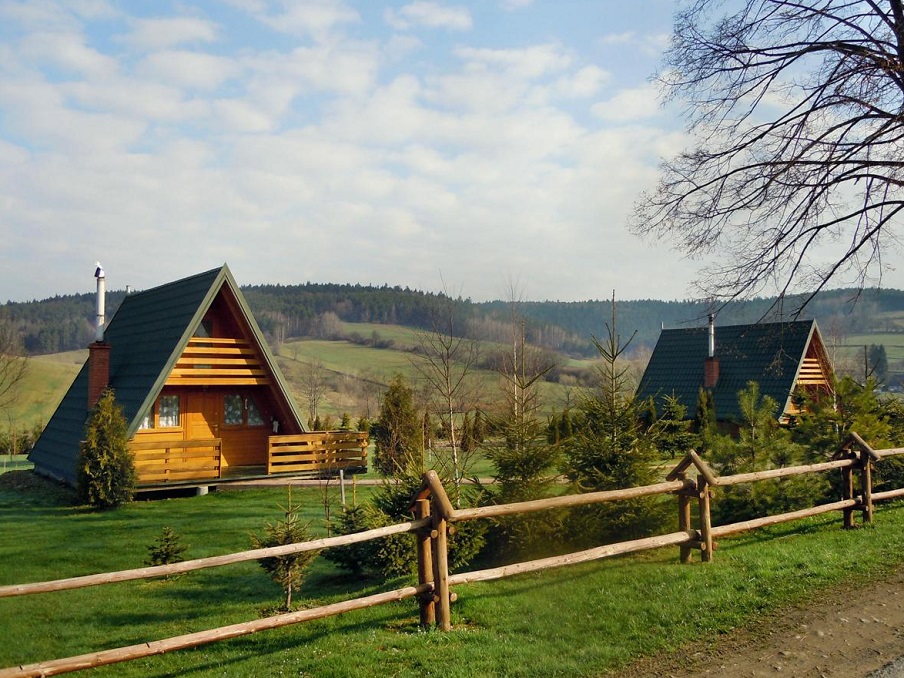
left=267, top=432, right=367, bottom=476
left=412, top=433, right=904, bottom=629
left=131, top=439, right=222, bottom=484
left=4, top=433, right=904, bottom=675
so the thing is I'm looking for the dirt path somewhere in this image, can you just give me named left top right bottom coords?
left=615, top=568, right=904, bottom=677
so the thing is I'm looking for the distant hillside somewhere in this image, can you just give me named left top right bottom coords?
left=6, top=282, right=904, bottom=358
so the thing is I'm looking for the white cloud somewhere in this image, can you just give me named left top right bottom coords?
left=0, top=0, right=114, bottom=31
left=250, top=0, right=360, bottom=37
left=136, top=50, right=239, bottom=91
left=120, top=17, right=219, bottom=51
left=454, top=44, right=572, bottom=80
left=62, top=78, right=208, bottom=121
left=500, top=0, right=532, bottom=9
left=212, top=98, right=275, bottom=132
left=20, top=30, right=118, bottom=78
left=592, top=85, right=661, bottom=122
left=385, top=2, right=472, bottom=31
left=553, top=65, right=610, bottom=99
left=600, top=30, right=670, bottom=59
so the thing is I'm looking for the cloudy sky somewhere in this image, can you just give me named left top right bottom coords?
left=0, top=0, right=701, bottom=303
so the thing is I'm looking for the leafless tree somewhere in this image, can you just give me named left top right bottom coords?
left=300, top=359, right=328, bottom=425
left=0, top=313, right=27, bottom=416
left=632, top=0, right=904, bottom=313
left=410, top=285, right=482, bottom=504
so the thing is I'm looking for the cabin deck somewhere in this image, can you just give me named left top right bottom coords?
left=131, top=431, right=368, bottom=490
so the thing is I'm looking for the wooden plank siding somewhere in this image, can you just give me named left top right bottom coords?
left=268, top=432, right=368, bottom=476
left=131, top=439, right=222, bottom=483
left=165, top=338, right=268, bottom=387
left=797, top=357, right=829, bottom=386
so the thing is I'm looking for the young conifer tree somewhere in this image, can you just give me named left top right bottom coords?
left=76, top=388, right=136, bottom=509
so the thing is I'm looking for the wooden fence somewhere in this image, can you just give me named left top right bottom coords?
left=267, top=431, right=368, bottom=476
left=2, top=432, right=904, bottom=676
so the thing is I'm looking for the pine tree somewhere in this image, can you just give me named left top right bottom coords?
left=250, top=490, right=317, bottom=611
left=657, top=394, right=698, bottom=459
left=145, top=527, right=189, bottom=568
left=372, top=375, right=421, bottom=476
left=76, top=388, right=136, bottom=509
left=563, top=295, right=669, bottom=544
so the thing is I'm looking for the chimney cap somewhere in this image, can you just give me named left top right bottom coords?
left=94, top=262, right=105, bottom=279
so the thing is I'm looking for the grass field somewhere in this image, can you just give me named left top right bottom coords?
left=2, top=473, right=904, bottom=676
left=3, top=355, right=80, bottom=430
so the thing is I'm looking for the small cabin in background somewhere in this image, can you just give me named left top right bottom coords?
left=636, top=319, right=834, bottom=425
left=29, top=265, right=367, bottom=490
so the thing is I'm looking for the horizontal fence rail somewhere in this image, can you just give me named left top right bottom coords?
left=0, top=518, right=430, bottom=599
left=3, top=432, right=904, bottom=676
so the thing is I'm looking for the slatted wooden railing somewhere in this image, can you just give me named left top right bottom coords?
left=267, top=432, right=368, bottom=476
left=131, top=439, right=222, bottom=483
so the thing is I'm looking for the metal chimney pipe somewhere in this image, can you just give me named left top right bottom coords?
left=94, top=262, right=105, bottom=342
left=707, top=313, right=715, bottom=358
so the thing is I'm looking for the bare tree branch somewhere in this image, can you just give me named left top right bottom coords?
left=0, top=312, right=27, bottom=415
left=632, top=0, right=904, bottom=314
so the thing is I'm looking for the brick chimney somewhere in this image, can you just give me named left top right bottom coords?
left=87, top=263, right=109, bottom=408
left=704, top=313, right=719, bottom=389
left=88, top=341, right=110, bottom=408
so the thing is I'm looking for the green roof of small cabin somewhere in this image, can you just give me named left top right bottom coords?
left=636, top=320, right=829, bottom=422
left=29, top=265, right=305, bottom=485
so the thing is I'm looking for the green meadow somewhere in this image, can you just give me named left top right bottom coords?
left=2, top=474, right=904, bottom=676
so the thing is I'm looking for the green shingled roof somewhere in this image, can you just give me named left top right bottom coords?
left=636, top=320, right=819, bottom=422
left=29, top=265, right=304, bottom=485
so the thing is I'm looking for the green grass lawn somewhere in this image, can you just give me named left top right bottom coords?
left=3, top=472, right=904, bottom=676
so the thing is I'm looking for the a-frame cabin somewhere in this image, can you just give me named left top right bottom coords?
left=30, top=265, right=366, bottom=490
left=636, top=319, right=834, bottom=425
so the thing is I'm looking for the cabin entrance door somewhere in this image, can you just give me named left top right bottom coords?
left=187, top=392, right=219, bottom=440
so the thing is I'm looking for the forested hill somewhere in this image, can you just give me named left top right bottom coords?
left=6, top=282, right=904, bottom=357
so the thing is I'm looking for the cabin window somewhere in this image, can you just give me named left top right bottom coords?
left=224, top=395, right=244, bottom=425
left=138, top=395, right=181, bottom=429
left=138, top=411, right=154, bottom=430
left=158, top=395, right=180, bottom=427
left=223, top=394, right=266, bottom=427
left=247, top=398, right=265, bottom=426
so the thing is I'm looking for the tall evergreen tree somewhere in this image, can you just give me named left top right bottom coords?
left=372, top=375, right=421, bottom=476
left=563, top=295, right=669, bottom=545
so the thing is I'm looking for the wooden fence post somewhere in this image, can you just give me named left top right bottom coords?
left=697, top=478, right=714, bottom=563
left=841, top=462, right=855, bottom=529
left=677, top=474, right=692, bottom=564
left=431, top=511, right=451, bottom=631
left=413, top=499, right=435, bottom=627
left=860, top=449, right=874, bottom=525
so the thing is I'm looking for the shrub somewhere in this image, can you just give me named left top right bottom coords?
left=76, top=388, right=136, bottom=509
left=327, top=466, right=485, bottom=578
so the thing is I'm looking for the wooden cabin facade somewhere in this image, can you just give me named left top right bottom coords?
left=30, top=265, right=366, bottom=489
left=636, top=319, right=834, bottom=425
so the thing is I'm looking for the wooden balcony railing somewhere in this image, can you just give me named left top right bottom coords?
left=131, top=439, right=222, bottom=484
left=267, top=431, right=368, bottom=476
